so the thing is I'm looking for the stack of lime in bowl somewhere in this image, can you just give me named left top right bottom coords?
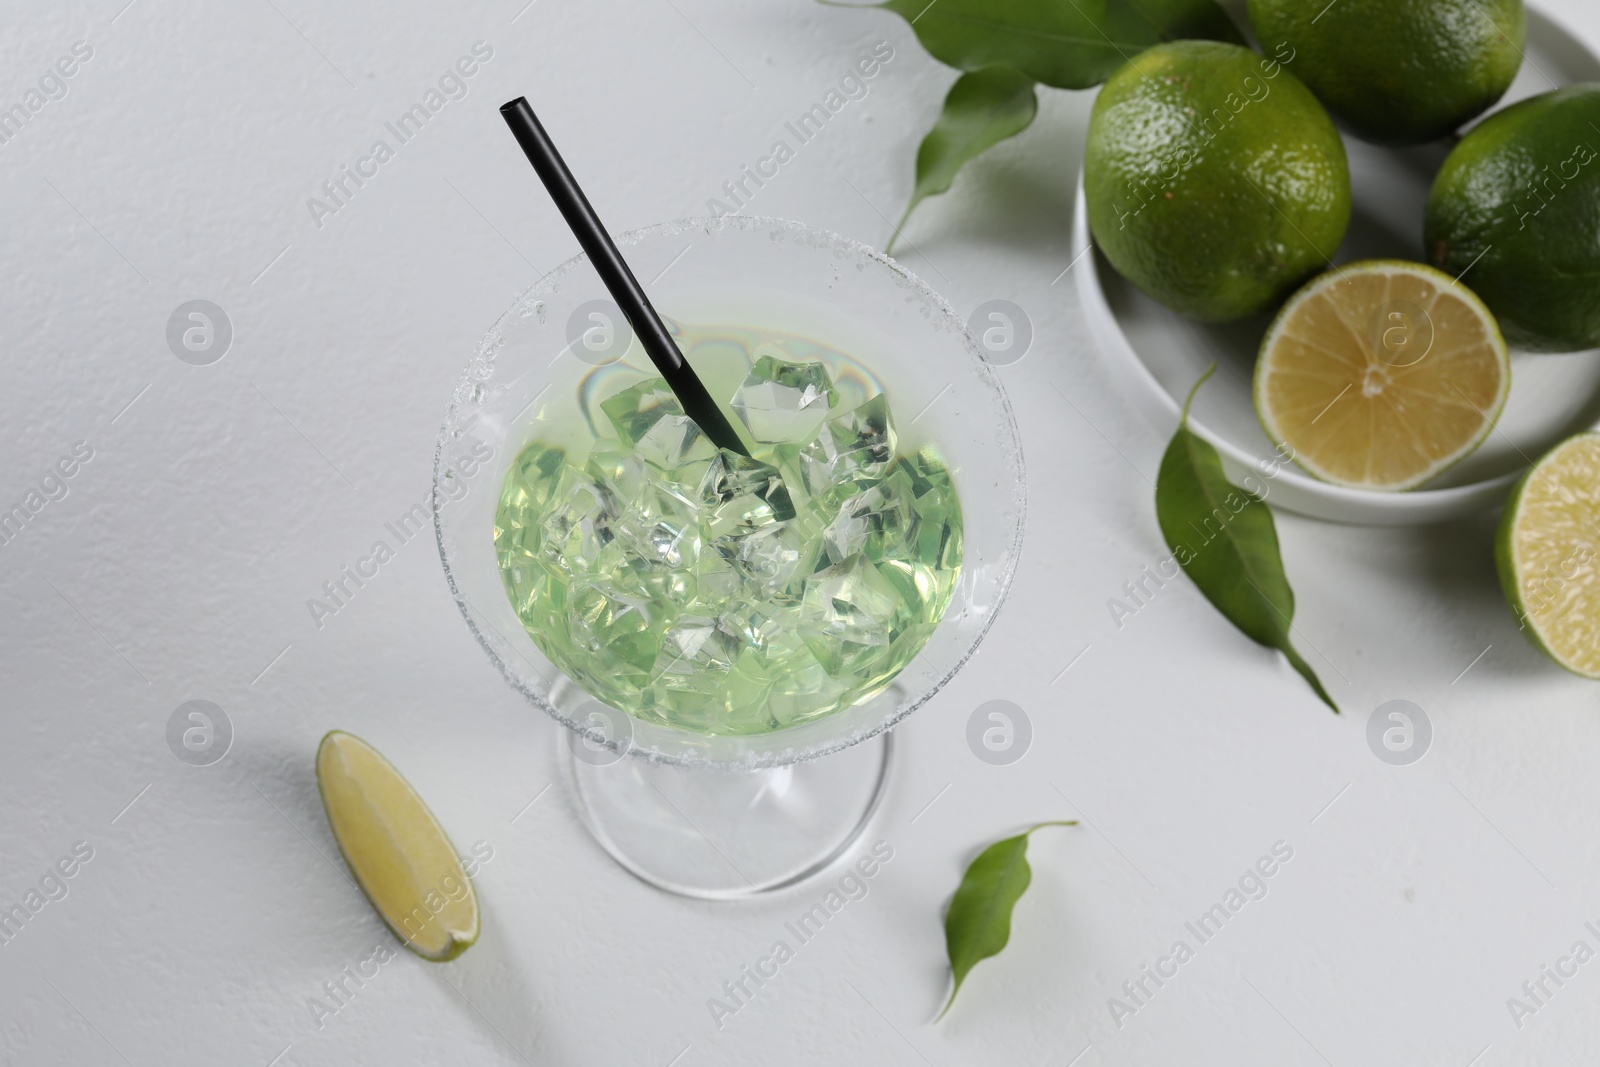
left=1084, top=0, right=1600, bottom=670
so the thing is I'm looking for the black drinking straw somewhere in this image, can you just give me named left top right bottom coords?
left=499, top=97, right=749, bottom=457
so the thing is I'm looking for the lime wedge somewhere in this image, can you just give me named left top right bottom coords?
left=1497, top=434, right=1600, bottom=678
left=316, top=731, right=479, bottom=961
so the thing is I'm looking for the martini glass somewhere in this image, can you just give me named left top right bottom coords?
left=434, top=215, right=1023, bottom=899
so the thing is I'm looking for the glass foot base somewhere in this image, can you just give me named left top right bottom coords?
left=562, top=730, right=893, bottom=900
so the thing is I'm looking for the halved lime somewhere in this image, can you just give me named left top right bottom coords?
left=1255, top=260, right=1510, bottom=490
left=1497, top=434, right=1600, bottom=678
left=316, top=731, right=480, bottom=961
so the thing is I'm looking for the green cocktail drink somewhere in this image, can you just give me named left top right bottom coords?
left=493, top=321, right=963, bottom=736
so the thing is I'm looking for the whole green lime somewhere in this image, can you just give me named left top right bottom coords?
left=1426, top=85, right=1600, bottom=352
left=1085, top=41, right=1350, bottom=323
left=1248, top=0, right=1524, bottom=145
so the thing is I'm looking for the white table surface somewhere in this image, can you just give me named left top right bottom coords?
left=4, top=1, right=1600, bottom=1064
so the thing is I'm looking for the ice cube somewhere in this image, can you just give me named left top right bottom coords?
left=795, top=393, right=896, bottom=496
left=593, top=447, right=699, bottom=564
left=646, top=646, right=775, bottom=733
left=714, top=606, right=847, bottom=728
left=495, top=443, right=568, bottom=562
left=645, top=613, right=774, bottom=730
left=656, top=614, right=742, bottom=676
left=797, top=553, right=906, bottom=676
left=536, top=466, right=613, bottom=572
left=618, top=492, right=700, bottom=567
left=818, top=464, right=918, bottom=565
left=692, top=546, right=744, bottom=608
left=766, top=650, right=849, bottom=726
left=907, top=454, right=963, bottom=572
left=600, top=378, right=716, bottom=469
left=585, top=446, right=652, bottom=503
left=568, top=576, right=660, bottom=676
left=700, top=450, right=795, bottom=539
left=711, top=520, right=819, bottom=602
left=581, top=452, right=702, bottom=603
left=729, top=356, right=838, bottom=444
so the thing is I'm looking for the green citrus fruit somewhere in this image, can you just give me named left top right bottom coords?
left=1426, top=84, right=1600, bottom=352
left=1085, top=41, right=1350, bottom=323
left=1496, top=433, right=1600, bottom=678
left=1255, top=260, right=1509, bottom=490
left=1248, top=0, right=1524, bottom=146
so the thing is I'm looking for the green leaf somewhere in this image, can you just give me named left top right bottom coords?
left=1155, top=366, right=1338, bottom=712
left=938, top=820, right=1076, bottom=1020
left=861, top=0, right=1244, bottom=90
left=888, top=65, right=1037, bottom=254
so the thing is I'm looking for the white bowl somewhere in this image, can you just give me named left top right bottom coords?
left=1075, top=6, right=1600, bottom=525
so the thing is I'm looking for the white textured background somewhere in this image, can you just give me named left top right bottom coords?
left=2, top=1, right=1599, bottom=1064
